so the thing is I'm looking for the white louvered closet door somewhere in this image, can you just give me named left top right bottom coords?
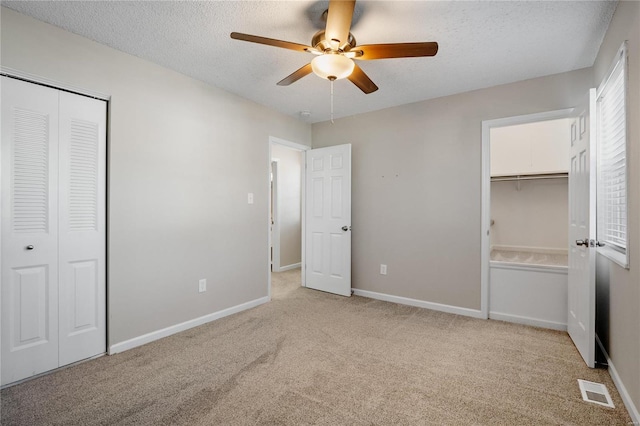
left=1, top=77, right=106, bottom=386
left=58, top=91, right=106, bottom=366
left=1, top=77, right=61, bottom=385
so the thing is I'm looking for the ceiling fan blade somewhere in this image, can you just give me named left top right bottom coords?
left=325, top=0, right=356, bottom=49
left=348, top=64, right=378, bottom=94
left=230, top=32, right=311, bottom=53
left=277, top=64, right=313, bottom=86
left=354, top=42, right=439, bottom=60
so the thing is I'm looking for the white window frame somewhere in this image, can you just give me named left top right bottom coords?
left=596, top=41, right=629, bottom=268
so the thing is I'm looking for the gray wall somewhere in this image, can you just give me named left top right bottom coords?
left=0, top=8, right=311, bottom=346
left=491, top=179, right=568, bottom=250
left=592, top=0, right=640, bottom=415
left=271, top=144, right=302, bottom=268
left=313, top=68, right=591, bottom=310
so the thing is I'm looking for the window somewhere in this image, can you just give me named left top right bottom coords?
left=596, top=42, right=628, bottom=268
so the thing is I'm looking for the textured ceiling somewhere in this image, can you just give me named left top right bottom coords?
left=3, top=1, right=616, bottom=123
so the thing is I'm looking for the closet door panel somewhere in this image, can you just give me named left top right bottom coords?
left=58, top=91, right=107, bottom=366
left=1, top=77, right=60, bottom=385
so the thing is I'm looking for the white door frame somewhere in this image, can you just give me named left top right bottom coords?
left=267, top=136, right=310, bottom=300
left=1, top=67, right=110, bottom=101
left=270, top=160, right=281, bottom=271
left=480, top=108, right=574, bottom=319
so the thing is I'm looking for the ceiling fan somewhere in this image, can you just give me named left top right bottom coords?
left=230, top=0, right=438, bottom=94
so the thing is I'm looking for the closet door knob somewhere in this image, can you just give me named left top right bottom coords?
left=575, top=240, right=587, bottom=247
left=26, top=245, right=34, bottom=250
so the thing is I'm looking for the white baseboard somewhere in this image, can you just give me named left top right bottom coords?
left=109, top=296, right=270, bottom=354
left=596, top=335, right=640, bottom=424
left=275, top=262, right=301, bottom=272
left=352, top=289, right=484, bottom=319
left=489, top=311, right=567, bottom=331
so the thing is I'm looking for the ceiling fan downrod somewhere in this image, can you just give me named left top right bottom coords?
left=330, top=78, right=335, bottom=124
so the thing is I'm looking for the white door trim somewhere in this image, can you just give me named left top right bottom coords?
left=271, top=160, right=281, bottom=272
left=1, top=67, right=111, bottom=101
left=480, top=108, right=574, bottom=319
left=267, top=137, right=310, bottom=300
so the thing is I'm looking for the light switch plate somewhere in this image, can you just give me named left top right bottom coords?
left=248, top=193, right=254, bottom=204
left=380, top=264, right=387, bottom=275
left=199, top=279, right=206, bottom=293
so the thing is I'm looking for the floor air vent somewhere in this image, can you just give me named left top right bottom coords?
left=578, top=379, right=614, bottom=408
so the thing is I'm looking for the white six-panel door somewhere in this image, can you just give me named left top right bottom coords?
left=567, top=89, right=597, bottom=368
left=305, top=144, right=352, bottom=296
left=1, top=77, right=106, bottom=385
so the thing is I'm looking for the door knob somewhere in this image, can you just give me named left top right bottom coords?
left=341, top=226, right=351, bottom=231
left=26, top=245, right=34, bottom=250
left=595, top=241, right=605, bottom=247
left=576, top=240, right=587, bottom=247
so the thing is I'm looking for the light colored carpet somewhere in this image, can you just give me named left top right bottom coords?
left=1, top=269, right=632, bottom=425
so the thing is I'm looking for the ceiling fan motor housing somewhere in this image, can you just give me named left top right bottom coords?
left=312, top=30, right=357, bottom=53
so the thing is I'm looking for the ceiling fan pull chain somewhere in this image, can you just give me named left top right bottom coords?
left=331, top=79, right=334, bottom=124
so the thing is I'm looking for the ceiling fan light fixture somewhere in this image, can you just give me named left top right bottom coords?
left=311, top=54, right=355, bottom=80
left=231, top=0, right=437, bottom=94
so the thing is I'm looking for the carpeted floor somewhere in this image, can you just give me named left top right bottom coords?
left=1, top=269, right=632, bottom=425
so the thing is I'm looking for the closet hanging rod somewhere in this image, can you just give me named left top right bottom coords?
left=491, top=173, right=568, bottom=182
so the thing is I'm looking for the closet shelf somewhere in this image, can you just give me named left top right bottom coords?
left=491, top=172, right=568, bottom=182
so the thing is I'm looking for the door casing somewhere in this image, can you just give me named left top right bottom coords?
left=267, top=136, right=310, bottom=300
left=270, top=160, right=280, bottom=271
left=480, top=108, right=574, bottom=319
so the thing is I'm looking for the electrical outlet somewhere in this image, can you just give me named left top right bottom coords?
left=380, top=264, right=387, bottom=275
left=199, top=279, right=207, bottom=293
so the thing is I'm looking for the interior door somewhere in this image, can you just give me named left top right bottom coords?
left=1, top=77, right=61, bottom=385
left=305, top=144, right=351, bottom=296
left=567, top=88, right=597, bottom=368
left=57, top=91, right=107, bottom=366
left=1, top=77, right=107, bottom=386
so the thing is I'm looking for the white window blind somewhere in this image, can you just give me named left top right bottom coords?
left=596, top=44, right=627, bottom=260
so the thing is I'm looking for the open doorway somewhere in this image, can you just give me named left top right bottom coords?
left=481, top=109, right=574, bottom=328
left=271, top=147, right=302, bottom=272
left=268, top=137, right=310, bottom=300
